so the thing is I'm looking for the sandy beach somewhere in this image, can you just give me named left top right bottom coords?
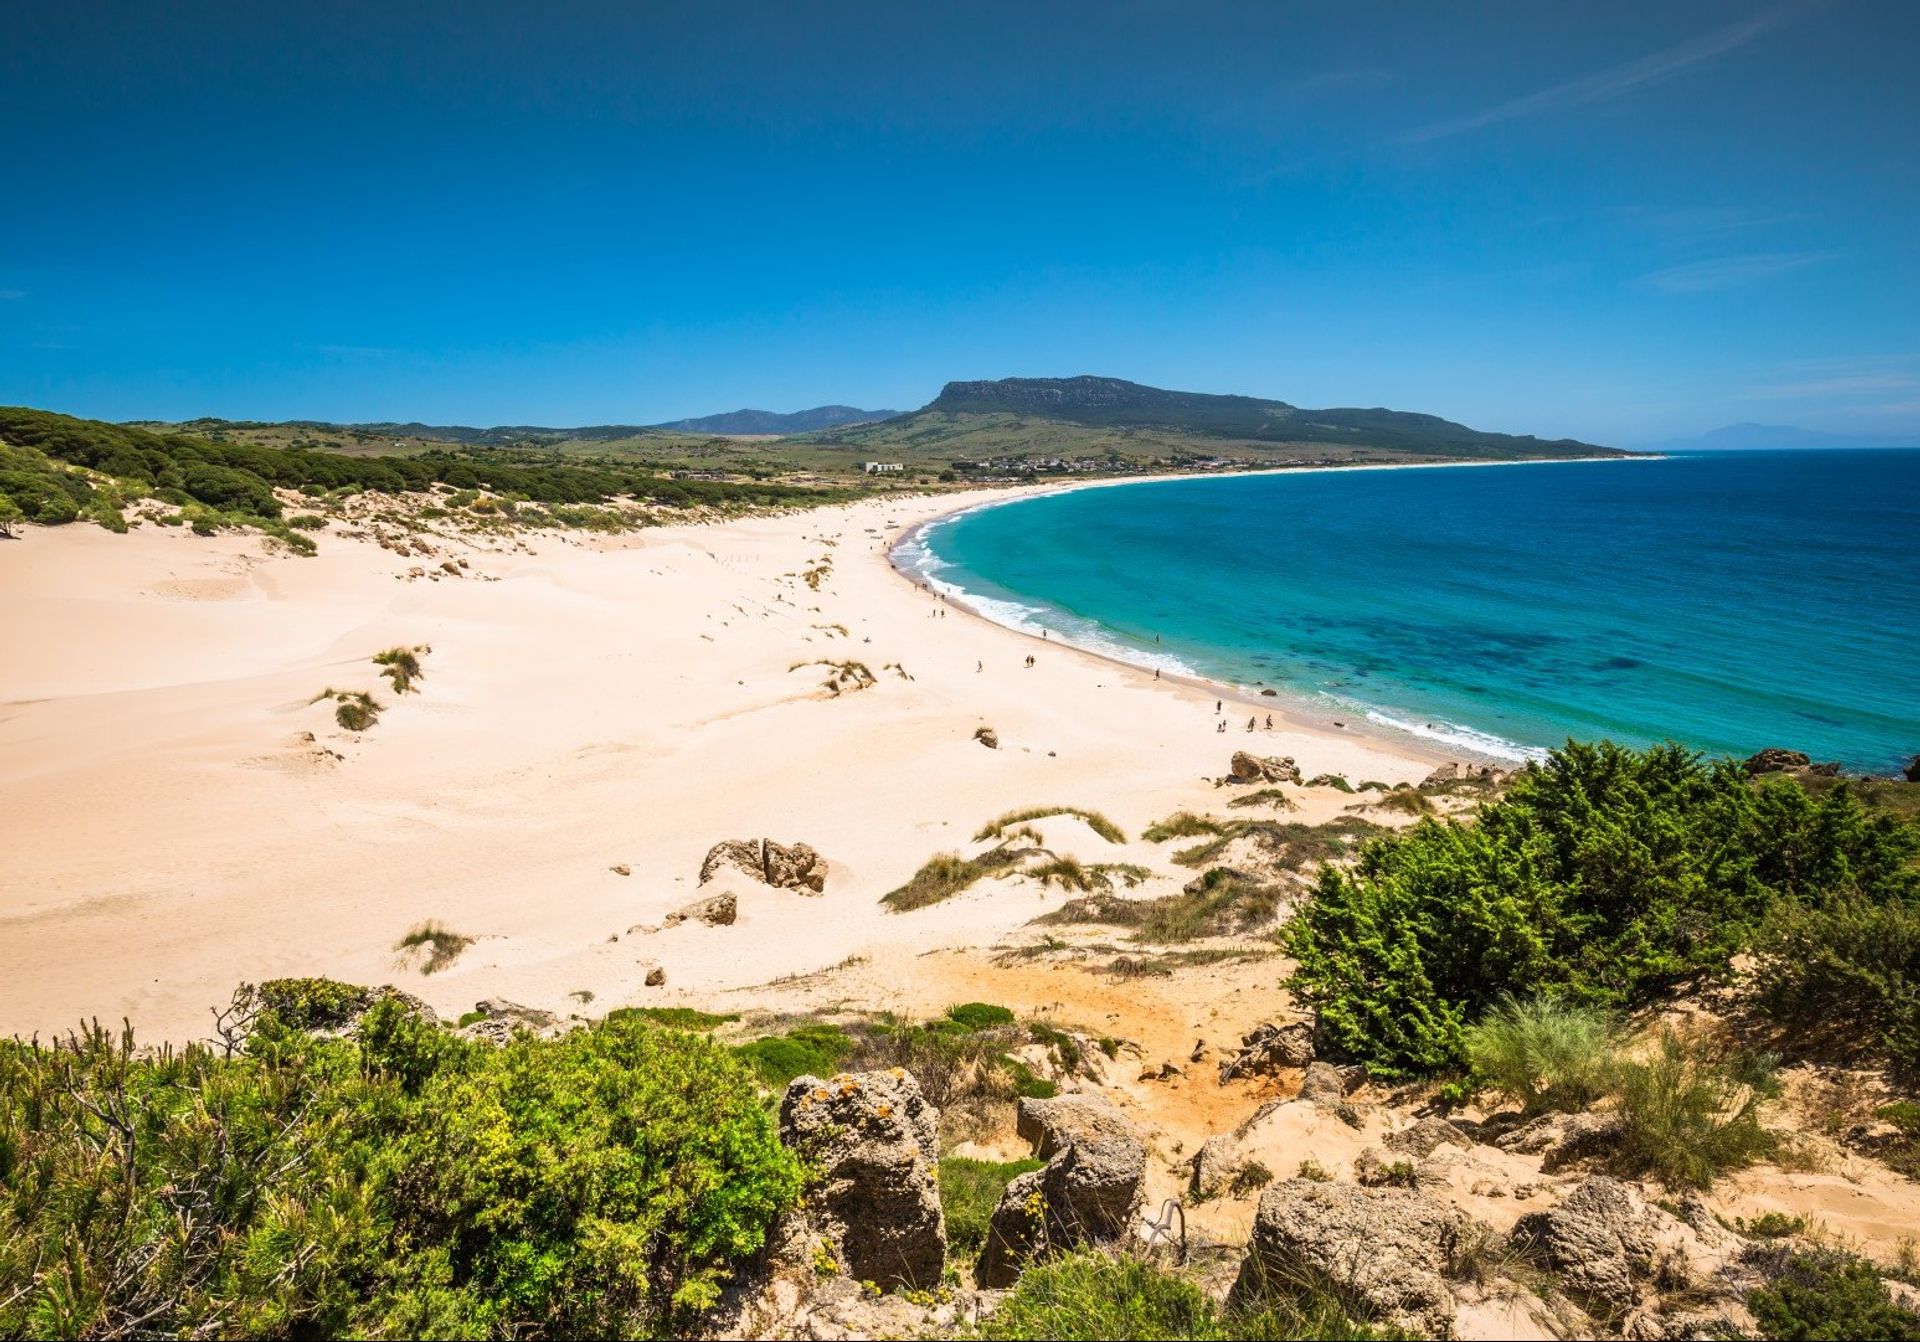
left=0, top=484, right=1433, bottom=1043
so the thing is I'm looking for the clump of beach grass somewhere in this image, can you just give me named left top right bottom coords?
left=790, top=658, right=876, bottom=695
left=1227, top=787, right=1297, bottom=811
left=976, top=805, right=1126, bottom=844
left=313, top=687, right=383, bottom=732
left=1141, top=811, right=1225, bottom=842
left=395, top=920, right=472, bottom=974
left=372, top=644, right=428, bottom=694
left=883, top=846, right=1028, bottom=912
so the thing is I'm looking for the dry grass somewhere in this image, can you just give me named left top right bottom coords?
left=395, top=920, right=472, bottom=974
left=975, top=805, right=1126, bottom=845
left=372, top=644, right=428, bottom=694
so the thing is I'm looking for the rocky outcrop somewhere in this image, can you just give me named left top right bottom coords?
left=1231, top=1179, right=1477, bottom=1338
left=1492, top=1110, right=1625, bottom=1171
left=778, top=1069, right=945, bottom=1291
left=1297, top=1060, right=1358, bottom=1106
left=973, top=726, right=999, bottom=749
left=1743, top=747, right=1810, bottom=774
left=978, top=1095, right=1146, bottom=1286
left=1187, top=1133, right=1246, bottom=1200
left=1510, top=1176, right=1734, bottom=1311
left=458, top=998, right=567, bottom=1044
left=1218, top=1020, right=1316, bottom=1081
left=664, top=891, right=738, bottom=928
left=1384, top=1116, right=1472, bottom=1159
left=1905, top=754, right=1920, bottom=784
left=1227, top=751, right=1301, bottom=785
left=701, top=838, right=829, bottom=894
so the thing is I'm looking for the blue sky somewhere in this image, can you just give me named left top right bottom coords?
left=2, top=1, right=1916, bottom=445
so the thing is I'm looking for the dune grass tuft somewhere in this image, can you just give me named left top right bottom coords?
left=975, top=806, right=1125, bottom=845
left=395, top=920, right=472, bottom=974
left=1142, top=811, right=1225, bottom=842
left=372, top=645, right=428, bottom=694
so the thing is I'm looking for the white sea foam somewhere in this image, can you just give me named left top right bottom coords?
left=1362, top=709, right=1549, bottom=764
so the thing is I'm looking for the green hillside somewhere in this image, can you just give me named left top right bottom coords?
left=817, top=375, right=1621, bottom=463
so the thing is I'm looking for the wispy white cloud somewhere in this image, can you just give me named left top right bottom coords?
left=1635, top=250, right=1835, bottom=293
left=1402, top=2, right=1813, bottom=144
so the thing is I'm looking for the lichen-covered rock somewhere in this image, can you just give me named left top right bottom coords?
left=1510, top=1176, right=1724, bottom=1311
left=979, top=1095, right=1147, bottom=1286
left=700, top=838, right=829, bottom=894
left=778, top=1069, right=944, bottom=1291
left=1231, top=1179, right=1477, bottom=1338
left=1218, top=1020, right=1316, bottom=1081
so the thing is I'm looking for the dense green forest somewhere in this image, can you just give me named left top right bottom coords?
left=0, top=406, right=845, bottom=543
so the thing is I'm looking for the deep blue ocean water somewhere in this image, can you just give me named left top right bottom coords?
left=901, top=451, right=1920, bottom=771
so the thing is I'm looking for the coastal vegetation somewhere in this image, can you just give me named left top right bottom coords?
left=974, top=805, right=1126, bottom=845
left=395, top=920, right=472, bottom=974
left=0, top=1009, right=801, bottom=1338
left=1283, top=740, right=1920, bottom=1078
left=0, top=406, right=852, bottom=548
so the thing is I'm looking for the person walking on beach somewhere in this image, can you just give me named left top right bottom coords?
left=1247, top=717, right=1256, bottom=732
left=976, top=660, right=982, bottom=673
left=1217, top=720, right=1226, bottom=733
left=1265, top=714, right=1273, bottom=729
left=1215, top=699, right=1222, bottom=714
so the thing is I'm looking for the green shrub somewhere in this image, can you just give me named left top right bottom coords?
left=0, top=1007, right=800, bottom=1337
left=974, top=1251, right=1389, bottom=1341
left=1284, top=741, right=1919, bottom=1076
left=1739, top=1211, right=1807, bottom=1238
left=883, top=847, right=1025, bottom=911
left=939, top=1156, right=1043, bottom=1255
left=1611, top=1032, right=1777, bottom=1189
left=1747, top=1250, right=1920, bottom=1340
left=1750, top=891, right=1920, bottom=1077
left=947, top=1002, right=1017, bottom=1031
left=254, top=976, right=375, bottom=1030
left=610, top=1006, right=739, bottom=1032
left=330, top=689, right=383, bottom=731
left=287, top=512, right=328, bottom=529
left=732, top=1024, right=853, bottom=1088
left=1462, top=995, right=1618, bottom=1115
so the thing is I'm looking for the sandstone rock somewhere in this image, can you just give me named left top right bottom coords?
left=1219, top=1020, right=1317, bottom=1081
left=980, top=1095, right=1147, bottom=1286
left=459, top=998, right=564, bottom=1044
left=1422, top=762, right=1463, bottom=786
left=1493, top=1111, right=1625, bottom=1170
left=1743, top=747, right=1810, bottom=775
left=644, top=965, right=666, bottom=987
left=1385, top=1115, right=1473, bottom=1159
left=701, top=838, right=829, bottom=894
left=974, top=726, right=999, bottom=749
left=1227, top=750, right=1301, bottom=785
left=610, top=863, right=631, bottom=876
left=1232, top=1179, right=1476, bottom=1338
left=663, top=890, right=738, bottom=928
left=779, top=1070, right=945, bottom=1291
left=1298, top=1061, right=1356, bottom=1106
left=1510, top=1176, right=1715, bottom=1310
left=1188, top=1133, right=1245, bottom=1200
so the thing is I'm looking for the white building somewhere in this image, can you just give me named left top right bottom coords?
left=862, top=461, right=905, bottom=474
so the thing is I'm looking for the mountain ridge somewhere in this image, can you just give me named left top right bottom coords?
left=651, top=405, right=899, bottom=435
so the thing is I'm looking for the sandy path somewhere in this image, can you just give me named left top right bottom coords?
left=0, top=486, right=1430, bottom=1042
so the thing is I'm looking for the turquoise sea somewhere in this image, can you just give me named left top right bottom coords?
left=899, top=450, right=1920, bottom=772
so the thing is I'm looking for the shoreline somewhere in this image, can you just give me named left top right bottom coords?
left=0, top=491, right=1437, bottom=1042
left=883, top=455, right=1651, bottom=765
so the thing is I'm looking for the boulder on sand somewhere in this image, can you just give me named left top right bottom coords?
left=1219, top=1020, right=1316, bottom=1081
left=1510, top=1175, right=1734, bottom=1311
left=700, top=838, right=829, bottom=894
left=979, top=1095, right=1147, bottom=1286
left=779, top=1069, right=945, bottom=1291
left=663, top=890, right=738, bottom=928
left=1227, top=751, right=1301, bottom=785
left=1230, top=1179, right=1477, bottom=1338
